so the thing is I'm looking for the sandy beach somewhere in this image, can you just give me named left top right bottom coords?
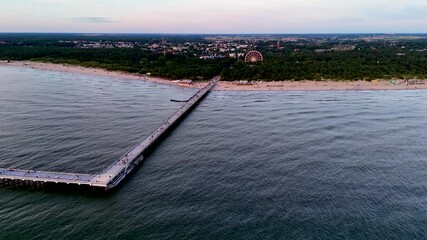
left=0, top=60, right=204, bottom=89
left=1, top=60, right=426, bottom=91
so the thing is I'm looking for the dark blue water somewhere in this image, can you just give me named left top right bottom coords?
left=0, top=66, right=426, bottom=239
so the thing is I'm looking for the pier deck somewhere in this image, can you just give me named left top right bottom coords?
left=0, top=76, right=220, bottom=191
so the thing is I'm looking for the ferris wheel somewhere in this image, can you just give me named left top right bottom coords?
left=244, top=50, right=264, bottom=63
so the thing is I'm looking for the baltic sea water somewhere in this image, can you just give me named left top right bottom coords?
left=0, top=66, right=426, bottom=239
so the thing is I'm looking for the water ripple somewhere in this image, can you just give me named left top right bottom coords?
left=0, top=66, right=426, bottom=239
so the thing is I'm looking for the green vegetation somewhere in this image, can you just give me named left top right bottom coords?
left=222, top=47, right=427, bottom=81
left=1, top=34, right=427, bottom=81
left=0, top=46, right=232, bottom=80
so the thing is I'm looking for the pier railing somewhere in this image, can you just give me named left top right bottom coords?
left=0, top=76, right=219, bottom=191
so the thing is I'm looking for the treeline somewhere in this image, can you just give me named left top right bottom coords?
left=0, top=46, right=232, bottom=80
left=1, top=41, right=427, bottom=81
left=221, top=45, right=427, bottom=81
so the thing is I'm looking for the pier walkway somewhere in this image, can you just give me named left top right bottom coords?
left=0, top=76, right=220, bottom=191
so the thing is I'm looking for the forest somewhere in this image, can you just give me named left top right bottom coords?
left=1, top=34, right=427, bottom=81
left=0, top=46, right=233, bottom=80
left=222, top=47, right=427, bottom=81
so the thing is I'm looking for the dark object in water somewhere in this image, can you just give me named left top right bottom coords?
left=170, top=99, right=189, bottom=103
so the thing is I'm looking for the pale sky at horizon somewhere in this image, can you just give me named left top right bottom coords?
left=1, top=0, right=427, bottom=33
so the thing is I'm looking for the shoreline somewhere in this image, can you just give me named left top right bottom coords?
left=0, top=60, right=205, bottom=89
left=1, top=60, right=426, bottom=91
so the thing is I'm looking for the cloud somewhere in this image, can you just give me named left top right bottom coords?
left=70, top=17, right=116, bottom=23
left=2, top=0, right=427, bottom=33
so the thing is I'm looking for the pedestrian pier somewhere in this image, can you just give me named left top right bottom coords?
left=0, top=76, right=220, bottom=191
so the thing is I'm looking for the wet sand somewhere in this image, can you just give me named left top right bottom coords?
left=1, top=61, right=426, bottom=91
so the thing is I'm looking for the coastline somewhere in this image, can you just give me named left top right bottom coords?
left=1, top=60, right=426, bottom=91
left=0, top=60, right=205, bottom=89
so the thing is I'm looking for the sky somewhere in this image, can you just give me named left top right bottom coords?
left=1, top=0, right=427, bottom=33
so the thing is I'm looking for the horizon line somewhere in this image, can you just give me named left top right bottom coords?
left=1, top=32, right=427, bottom=35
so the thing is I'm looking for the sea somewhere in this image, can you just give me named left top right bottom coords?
left=0, top=65, right=426, bottom=239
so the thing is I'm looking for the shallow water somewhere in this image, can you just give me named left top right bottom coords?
left=0, top=66, right=426, bottom=239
